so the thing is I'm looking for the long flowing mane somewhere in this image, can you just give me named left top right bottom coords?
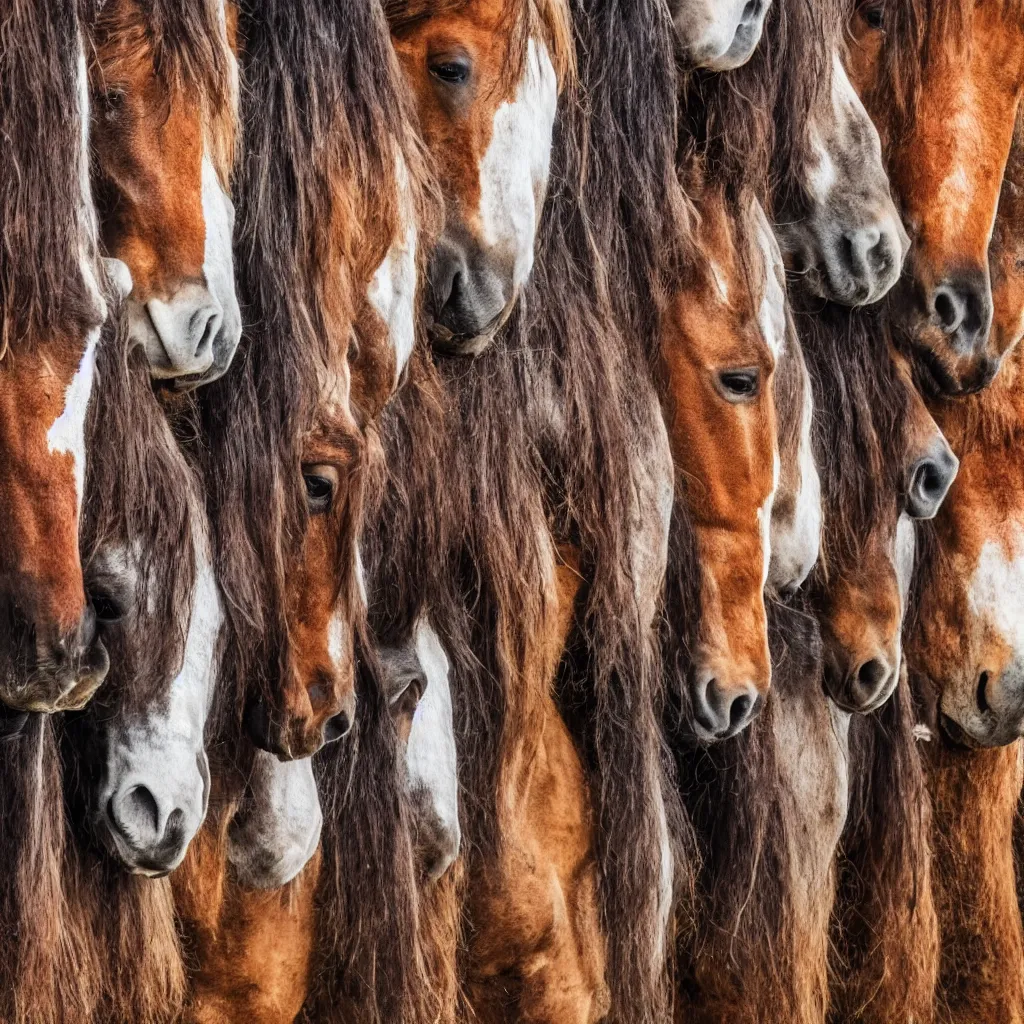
left=0, top=0, right=99, bottom=356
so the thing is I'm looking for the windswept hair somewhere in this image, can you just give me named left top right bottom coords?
left=0, top=0, right=101, bottom=357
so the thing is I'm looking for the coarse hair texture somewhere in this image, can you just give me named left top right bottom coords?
left=678, top=0, right=840, bottom=221
left=829, top=662, right=938, bottom=1024
left=195, top=1, right=437, bottom=1022
left=0, top=0, right=101, bottom=358
left=362, top=0, right=696, bottom=1020
left=673, top=597, right=835, bottom=1024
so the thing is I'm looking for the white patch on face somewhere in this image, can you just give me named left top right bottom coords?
left=47, top=326, right=100, bottom=518
left=709, top=260, right=729, bottom=303
left=201, top=151, right=241, bottom=347
left=477, top=37, right=558, bottom=292
left=227, top=751, right=323, bottom=890
left=369, top=153, right=419, bottom=385
left=407, top=620, right=460, bottom=875
left=327, top=604, right=348, bottom=672
left=758, top=449, right=781, bottom=589
left=789, top=366, right=822, bottom=585
left=970, top=532, right=1024, bottom=654
left=752, top=200, right=787, bottom=360
left=97, top=540, right=223, bottom=872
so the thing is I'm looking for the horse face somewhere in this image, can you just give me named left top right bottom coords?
left=819, top=512, right=915, bottom=715
left=245, top=402, right=364, bottom=761
left=818, top=352, right=951, bottom=714
left=391, top=0, right=559, bottom=355
left=669, top=0, right=771, bottom=70
left=847, top=0, right=1024, bottom=393
left=227, top=751, right=323, bottom=890
left=89, top=0, right=241, bottom=387
left=91, top=539, right=221, bottom=876
left=664, top=191, right=782, bottom=742
left=777, top=50, right=907, bottom=307
left=380, top=620, right=461, bottom=883
left=0, top=42, right=119, bottom=714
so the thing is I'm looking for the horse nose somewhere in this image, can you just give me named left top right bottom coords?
left=838, top=221, right=902, bottom=304
left=906, top=438, right=959, bottom=519
left=846, top=655, right=897, bottom=711
left=106, top=782, right=194, bottom=875
left=21, top=606, right=109, bottom=712
left=691, top=673, right=764, bottom=741
left=928, top=272, right=993, bottom=352
left=143, top=283, right=222, bottom=378
left=423, top=820, right=461, bottom=883
left=427, top=239, right=508, bottom=353
left=321, top=687, right=357, bottom=745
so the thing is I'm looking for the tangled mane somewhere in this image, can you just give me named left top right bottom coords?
left=830, top=663, right=938, bottom=1023
left=0, top=0, right=101, bottom=357
left=678, top=0, right=841, bottom=220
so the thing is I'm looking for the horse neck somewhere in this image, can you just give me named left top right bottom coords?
left=926, top=739, right=1024, bottom=1019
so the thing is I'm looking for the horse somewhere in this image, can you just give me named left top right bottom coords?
left=660, top=171, right=820, bottom=741
left=0, top=0, right=126, bottom=714
left=680, top=0, right=907, bottom=308
left=386, top=0, right=573, bottom=355
left=86, top=0, right=241, bottom=385
left=669, top=0, right=772, bottom=70
left=901, top=166, right=1024, bottom=1018
left=174, top=617, right=461, bottom=1024
left=845, top=0, right=1024, bottom=393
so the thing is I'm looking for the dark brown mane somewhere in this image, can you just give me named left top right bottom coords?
left=0, top=0, right=100, bottom=357
left=674, top=597, right=831, bottom=1022
left=796, top=302, right=909, bottom=574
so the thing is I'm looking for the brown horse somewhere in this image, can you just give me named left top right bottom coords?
left=386, top=0, right=573, bottom=354
left=846, top=0, right=1024, bottom=393
left=87, top=0, right=241, bottom=385
left=0, top=0, right=124, bottom=714
left=661, top=178, right=810, bottom=740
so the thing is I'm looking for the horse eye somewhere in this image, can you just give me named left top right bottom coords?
left=862, top=4, right=883, bottom=28
left=304, top=474, right=334, bottom=514
left=89, top=589, right=125, bottom=625
left=101, top=88, right=127, bottom=122
left=429, top=59, right=470, bottom=85
left=717, top=368, right=761, bottom=401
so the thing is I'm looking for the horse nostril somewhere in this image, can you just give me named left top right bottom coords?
left=323, top=709, right=352, bottom=744
left=117, top=784, right=160, bottom=838
left=977, top=670, right=991, bottom=713
left=928, top=273, right=992, bottom=348
left=729, top=693, right=752, bottom=730
left=906, top=443, right=958, bottom=520
left=741, top=0, right=758, bottom=20
left=857, top=658, right=887, bottom=693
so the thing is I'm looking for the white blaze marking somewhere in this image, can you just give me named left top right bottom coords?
left=47, top=327, right=99, bottom=516
left=789, top=363, right=822, bottom=585
left=407, top=620, right=460, bottom=864
left=201, top=151, right=240, bottom=346
left=710, top=260, right=730, bottom=303
left=477, top=37, right=558, bottom=291
left=100, top=539, right=223, bottom=868
left=369, top=153, right=419, bottom=384
left=758, top=449, right=781, bottom=589
left=970, top=532, right=1024, bottom=654
left=752, top=200, right=787, bottom=359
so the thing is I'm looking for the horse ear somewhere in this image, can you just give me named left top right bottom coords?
left=102, top=257, right=133, bottom=302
